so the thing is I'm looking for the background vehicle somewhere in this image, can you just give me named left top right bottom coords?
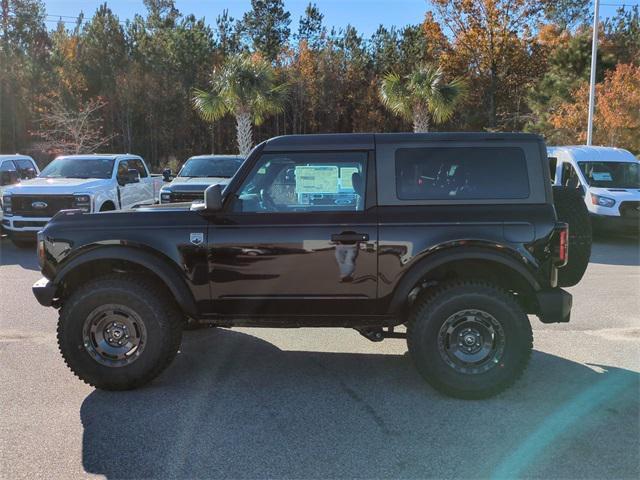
left=160, top=155, right=243, bottom=203
left=0, top=155, right=39, bottom=229
left=2, top=154, right=164, bottom=246
left=549, top=146, right=640, bottom=234
left=33, top=133, right=588, bottom=399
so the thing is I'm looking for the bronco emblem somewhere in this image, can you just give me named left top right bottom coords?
left=190, top=232, right=204, bottom=245
left=31, top=201, right=48, bottom=209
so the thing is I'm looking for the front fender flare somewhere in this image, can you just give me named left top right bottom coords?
left=53, top=245, right=198, bottom=317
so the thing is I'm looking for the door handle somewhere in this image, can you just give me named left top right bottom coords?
left=331, top=232, right=369, bottom=243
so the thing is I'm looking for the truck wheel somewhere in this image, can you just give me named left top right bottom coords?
left=553, top=186, right=592, bottom=287
left=407, top=281, right=532, bottom=399
left=57, top=275, right=182, bottom=390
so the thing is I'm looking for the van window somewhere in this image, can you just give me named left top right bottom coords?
left=395, top=147, right=529, bottom=200
left=561, top=162, right=581, bottom=188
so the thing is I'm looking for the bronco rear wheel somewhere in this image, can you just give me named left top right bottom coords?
left=407, top=281, right=532, bottom=399
left=553, top=186, right=592, bottom=287
left=57, top=275, right=182, bottom=390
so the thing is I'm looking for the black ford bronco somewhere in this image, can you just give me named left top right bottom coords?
left=32, top=133, right=591, bottom=399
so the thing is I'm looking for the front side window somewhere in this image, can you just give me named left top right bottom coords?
left=395, top=147, right=529, bottom=200
left=128, top=159, right=148, bottom=178
left=0, top=160, right=17, bottom=173
left=578, top=161, right=640, bottom=189
left=233, top=152, right=367, bottom=213
left=179, top=157, right=242, bottom=178
left=40, top=157, right=115, bottom=179
left=14, top=159, right=38, bottom=179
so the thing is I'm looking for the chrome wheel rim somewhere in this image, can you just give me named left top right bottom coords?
left=82, top=304, right=147, bottom=367
left=437, top=309, right=505, bottom=374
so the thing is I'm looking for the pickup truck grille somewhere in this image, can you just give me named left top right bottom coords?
left=11, top=195, right=75, bottom=217
left=619, top=201, right=640, bottom=219
left=171, top=191, right=204, bottom=203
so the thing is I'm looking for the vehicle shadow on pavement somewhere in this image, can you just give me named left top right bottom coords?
left=589, top=234, right=640, bottom=266
left=80, top=329, right=640, bottom=479
left=0, top=236, right=39, bottom=270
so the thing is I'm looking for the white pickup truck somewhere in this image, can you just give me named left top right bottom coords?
left=2, top=154, right=164, bottom=246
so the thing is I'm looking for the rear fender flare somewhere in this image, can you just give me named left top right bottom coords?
left=54, top=245, right=198, bottom=317
left=387, top=246, right=541, bottom=315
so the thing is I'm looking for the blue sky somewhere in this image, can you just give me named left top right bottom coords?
left=43, top=0, right=634, bottom=36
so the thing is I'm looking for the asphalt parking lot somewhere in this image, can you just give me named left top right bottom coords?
left=1, top=234, right=639, bottom=479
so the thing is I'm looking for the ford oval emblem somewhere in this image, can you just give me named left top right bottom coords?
left=32, top=201, right=48, bottom=209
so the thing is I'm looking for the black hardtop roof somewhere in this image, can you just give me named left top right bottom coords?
left=263, top=132, right=543, bottom=151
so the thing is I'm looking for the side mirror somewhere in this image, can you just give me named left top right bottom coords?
left=127, top=168, right=140, bottom=184
left=204, top=184, right=223, bottom=211
left=162, top=168, right=173, bottom=182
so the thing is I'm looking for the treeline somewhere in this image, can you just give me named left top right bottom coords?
left=0, top=0, right=638, bottom=169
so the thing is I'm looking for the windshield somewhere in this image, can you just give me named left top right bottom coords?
left=40, top=158, right=115, bottom=179
left=178, top=157, right=242, bottom=178
left=578, top=161, right=640, bottom=189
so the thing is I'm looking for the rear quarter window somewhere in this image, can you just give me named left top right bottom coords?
left=395, top=147, right=529, bottom=200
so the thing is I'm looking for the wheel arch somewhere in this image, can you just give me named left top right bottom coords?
left=53, top=246, right=198, bottom=317
left=386, top=247, right=542, bottom=316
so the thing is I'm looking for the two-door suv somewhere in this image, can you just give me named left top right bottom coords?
left=32, top=133, right=590, bottom=399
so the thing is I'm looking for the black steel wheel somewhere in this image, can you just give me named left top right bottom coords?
left=407, top=281, right=532, bottom=399
left=437, top=309, right=506, bottom=375
left=58, top=275, right=182, bottom=390
left=82, top=304, right=148, bottom=367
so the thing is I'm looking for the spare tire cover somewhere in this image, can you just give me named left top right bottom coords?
left=553, top=186, right=592, bottom=287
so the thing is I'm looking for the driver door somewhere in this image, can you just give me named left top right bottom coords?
left=206, top=150, right=378, bottom=318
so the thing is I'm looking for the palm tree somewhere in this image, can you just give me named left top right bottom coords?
left=192, top=55, right=288, bottom=156
left=379, top=64, right=467, bottom=132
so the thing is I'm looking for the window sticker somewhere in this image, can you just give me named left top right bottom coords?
left=295, top=165, right=339, bottom=193
left=339, top=167, right=359, bottom=190
left=592, top=172, right=612, bottom=181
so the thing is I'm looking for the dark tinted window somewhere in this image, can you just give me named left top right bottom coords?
left=179, top=156, right=242, bottom=178
left=395, top=147, right=529, bottom=200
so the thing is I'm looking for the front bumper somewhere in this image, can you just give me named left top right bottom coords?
left=32, top=277, right=56, bottom=307
left=2, top=216, right=50, bottom=232
left=590, top=214, right=639, bottom=233
left=537, top=288, right=572, bottom=324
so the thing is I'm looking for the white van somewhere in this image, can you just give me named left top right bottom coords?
left=548, top=146, right=639, bottom=232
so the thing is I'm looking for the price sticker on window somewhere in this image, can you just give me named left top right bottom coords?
left=295, top=165, right=339, bottom=193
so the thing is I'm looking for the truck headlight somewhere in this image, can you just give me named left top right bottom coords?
left=160, top=191, right=172, bottom=203
left=72, top=194, right=92, bottom=212
left=2, top=195, right=12, bottom=216
left=590, top=194, right=615, bottom=208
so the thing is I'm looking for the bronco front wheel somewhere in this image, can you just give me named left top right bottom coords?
left=57, top=275, right=182, bottom=390
left=407, top=281, right=532, bottom=399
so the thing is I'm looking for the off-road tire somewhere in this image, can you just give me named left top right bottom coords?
left=553, top=186, right=592, bottom=287
left=407, top=281, right=533, bottom=399
left=57, top=275, right=182, bottom=390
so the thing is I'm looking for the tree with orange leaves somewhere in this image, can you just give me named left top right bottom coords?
left=549, top=63, right=640, bottom=152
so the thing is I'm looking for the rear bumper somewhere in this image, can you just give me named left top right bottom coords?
left=537, top=288, right=572, bottom=324
left=32, top=277, right=56, bottom=307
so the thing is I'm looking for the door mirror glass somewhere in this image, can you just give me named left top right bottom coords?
left=162, top=168, right=173, bottom=182
left=204, top=184, right=223, bottom=211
